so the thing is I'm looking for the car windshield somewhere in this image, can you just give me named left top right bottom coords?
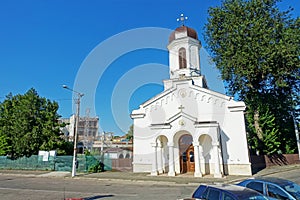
left=284, top=183, right=300, bottom=200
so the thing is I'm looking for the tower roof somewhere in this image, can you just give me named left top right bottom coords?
left=169, top=25, right=198, bottom=43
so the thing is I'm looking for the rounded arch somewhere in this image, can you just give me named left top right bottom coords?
left=174, top=130, right=195, bottom=174
left=178, top=47, right=187, bottom=69
left=155, top=135, right=168, bottom=145
left=154, top=134, right=169, bottom=174
left=179, top=134, right=193, bottom=153
left=174, top=130, right=191, bottom=146
left=199, top=134, right=213, bottom=174
left=199, top=134, right=213, bottom=156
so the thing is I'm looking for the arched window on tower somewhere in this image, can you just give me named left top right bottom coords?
left=178, top=47, right=187, bottom=69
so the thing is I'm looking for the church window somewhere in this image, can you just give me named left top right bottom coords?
left=189, top=151, right=194, bottom=162
left=178, top=47, right=187, bottom=69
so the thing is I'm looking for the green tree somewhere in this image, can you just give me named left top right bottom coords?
left=0, top=88, right=67, bottom=159
left=126, top=125, right=133, bottom=141
left=205, top=0, right=300, bottom=154
left=0, top=134, right=11, bottom=156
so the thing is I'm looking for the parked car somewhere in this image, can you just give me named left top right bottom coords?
left=237, top=177, right=300, bottom=200
left=190, top=184, right=268, bottom=200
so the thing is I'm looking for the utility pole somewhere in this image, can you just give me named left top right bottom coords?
left=101, top=131, right=105, bottom=162
left=63, top=85, right=84, bottom=177
left=292, top=115, right=300, bottom=160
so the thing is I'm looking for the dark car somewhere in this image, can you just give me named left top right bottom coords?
left=237, top=177, right=300, bottom=200
left=191, top=184, right=268, bottom=200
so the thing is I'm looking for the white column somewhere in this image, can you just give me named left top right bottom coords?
left=168, top=142, right=176, bottom=176
left=157, top=142, right=163, bottom=174
left=162, top=141, right=167, bottom=173
left=199, top=145, right=205, bottom=175
left=213, top=142, right=222, bottom=178
left=151, top=142, right=158, bottom=176
left=193, top=141, right=202, bottom=177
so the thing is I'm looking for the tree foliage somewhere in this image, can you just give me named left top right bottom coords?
left=126, top=124, right=133, bottom=141
left=205, top=0, right=300, bottom=154
left=0, top=88, right=69, bottom=159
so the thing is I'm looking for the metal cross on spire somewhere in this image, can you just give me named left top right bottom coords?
left=177, top=13, right=188, bottom=26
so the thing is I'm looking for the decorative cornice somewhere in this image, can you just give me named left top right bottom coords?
left=130, top=113, right=145, bottom=119
left=194, top=121, right=219, bottom=128
left=227, top=101, right=246, bottom=112
left=150, top=123, right=172, bottom=129
left=167, top=111, right=197, bottom=124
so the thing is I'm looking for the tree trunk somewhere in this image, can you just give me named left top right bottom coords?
left=254, top=110, right=263, bottom=140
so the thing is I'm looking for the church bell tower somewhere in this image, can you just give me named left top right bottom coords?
left=167, top=14, right=202, bottom=79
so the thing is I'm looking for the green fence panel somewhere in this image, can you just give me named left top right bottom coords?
left=0, top=156, right=54, bottom=170
left=0, top=155, right=112, bottom=172
left=54, top=156, right=72, bottom=172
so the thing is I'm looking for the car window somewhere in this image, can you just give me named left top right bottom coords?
left=284, top=183, right=300, bottom=200
left=223, top=192, right=235, bottom=200
left=267, top=184, right=291, bottom=200
left=192, top=185, right=207, bottom=198
left=246, top=181, right=264, bottom=194
left=207, top=188, right=221, bottom=199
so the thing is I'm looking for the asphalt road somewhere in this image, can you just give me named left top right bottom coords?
left=0, top=165, right=299, bottom=200
left=0, top=175, right=195, bottom=200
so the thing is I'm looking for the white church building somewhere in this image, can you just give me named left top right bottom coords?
left=130, top=23, right=252, bottom=177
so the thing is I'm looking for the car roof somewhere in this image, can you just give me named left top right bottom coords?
left=204, top=184, right=265, bottom=198
left=251, top=177, right=294, bottom=186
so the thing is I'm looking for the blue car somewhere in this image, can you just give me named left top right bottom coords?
left=237, top=177, right=300, bottom=200
left=191, top=184, right=268, bottom=200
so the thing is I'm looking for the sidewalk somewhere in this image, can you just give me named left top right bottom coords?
left=0, top=164, right=299, bottom=185
left=79, top=164, right=300, bottom=185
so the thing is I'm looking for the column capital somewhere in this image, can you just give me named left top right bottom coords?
left=151, top=142, right=157, bottom=147
left=157, top=142, right=163, bottom=148
left=212, top=142, right=220, bottom=147
left=193, top=141, right=200, bottom=146
left=167, top=142, right=174, bottom=147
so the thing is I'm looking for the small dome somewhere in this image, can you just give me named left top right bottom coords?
left=169, top=26, right=198, bottom=43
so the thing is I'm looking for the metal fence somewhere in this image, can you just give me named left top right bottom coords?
left=0, top=155, right=112, bottom=172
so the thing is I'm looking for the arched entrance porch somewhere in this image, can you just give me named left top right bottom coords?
left=173, top=131, right=200, bottom=176
left=151, top=135, right=168, bottom=176
left=179, top=134, right=195, bottom=173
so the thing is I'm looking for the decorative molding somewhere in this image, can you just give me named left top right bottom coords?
left=150, top=123, right=172, bottom=129
left=194, top=121, right=219, bottom=128
left=227, top=101, right=246, bottom=112
left=167, top=111, right=197, bottom=124
left=130, top=113, right=145, bottom=119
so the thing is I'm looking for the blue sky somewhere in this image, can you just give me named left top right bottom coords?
left=0, top=0, right=299, bottom=136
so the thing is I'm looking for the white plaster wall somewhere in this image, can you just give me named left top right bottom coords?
left=221, top=110, right=250, bottom=164
left=132, top=79, right=251, bottom=175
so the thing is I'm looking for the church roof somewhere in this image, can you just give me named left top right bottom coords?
left=169, top=25, right=198, bottom=43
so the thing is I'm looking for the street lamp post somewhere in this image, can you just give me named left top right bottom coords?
left=63, top=85, right=84, bottom=177
left=292, top=115, right=300, bottom=160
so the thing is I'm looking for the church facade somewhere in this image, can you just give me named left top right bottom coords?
left=130, top=25, right=252, bottom=177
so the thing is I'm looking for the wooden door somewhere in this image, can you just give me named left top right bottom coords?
left=186, top=145, right=195, bottom=172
